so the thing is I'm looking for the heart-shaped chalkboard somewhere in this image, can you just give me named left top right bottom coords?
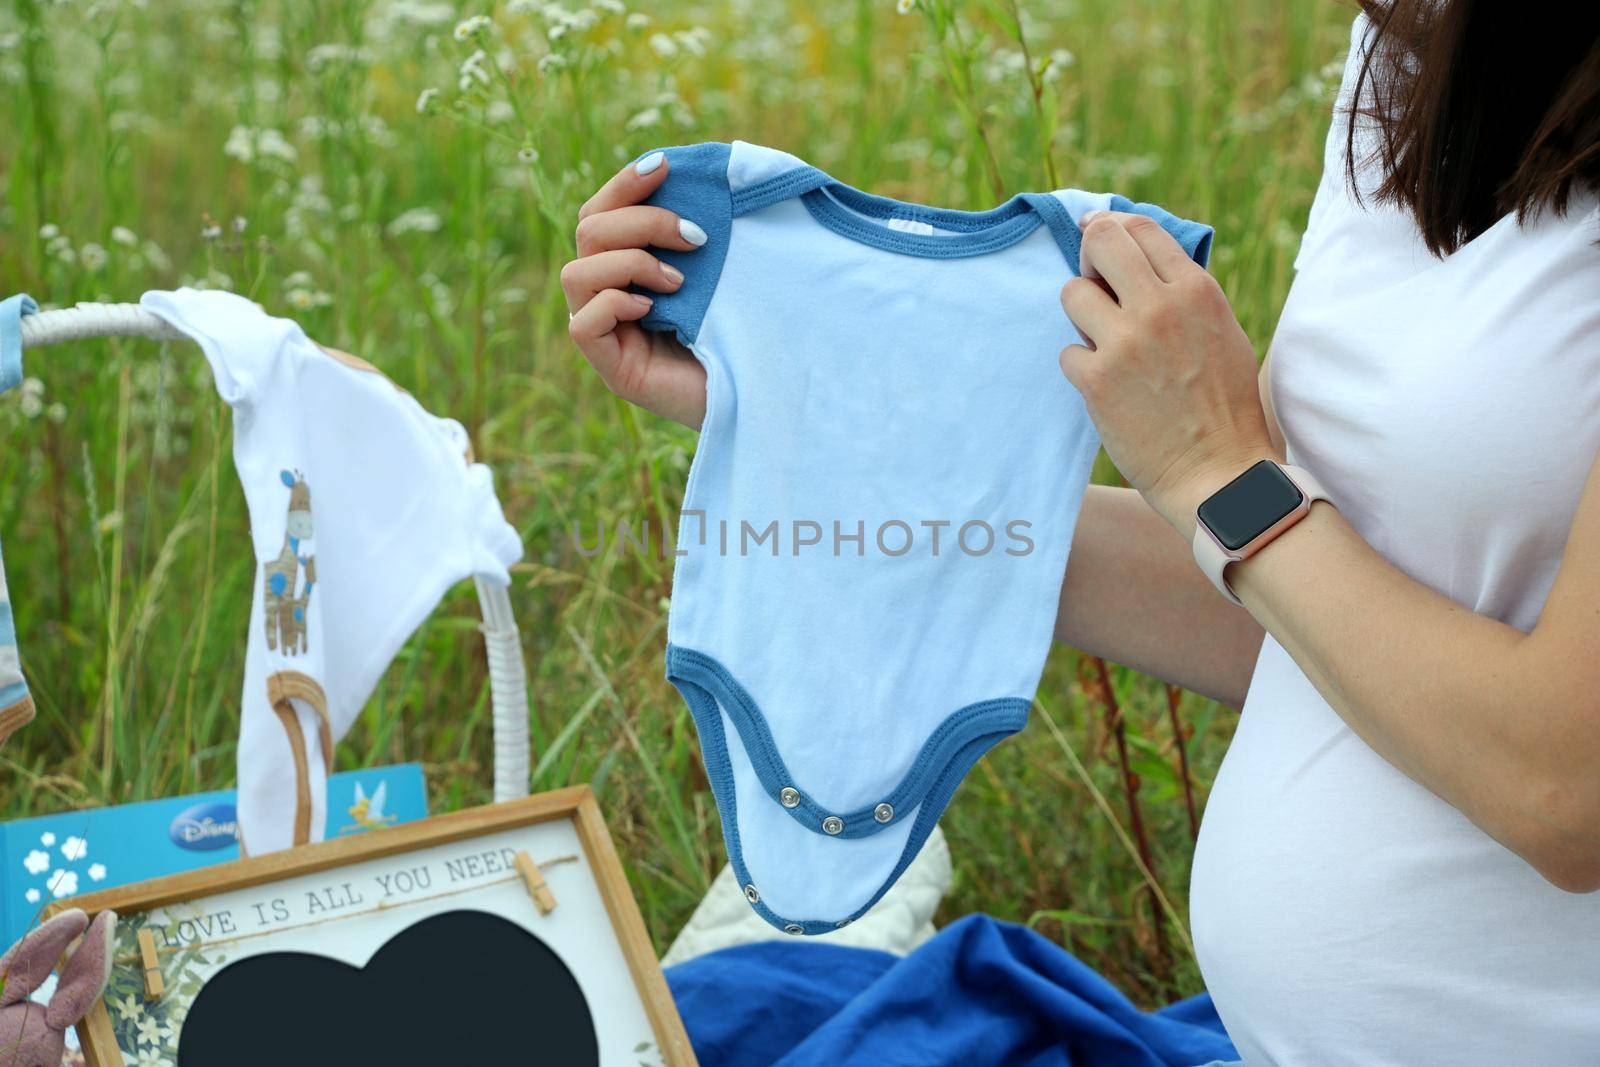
left=178, top=909, right=599, bottom=1065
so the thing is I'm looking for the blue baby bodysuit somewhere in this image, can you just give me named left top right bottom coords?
left=642, top=142, right=1212, bottom=934
left=0, top=294, right=39, bottom=746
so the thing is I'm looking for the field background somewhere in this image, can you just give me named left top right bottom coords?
left=1, top=0, right=1351, bottom=1005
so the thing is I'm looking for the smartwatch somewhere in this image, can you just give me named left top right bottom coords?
left=1192, top=459, right=1331, bottom=605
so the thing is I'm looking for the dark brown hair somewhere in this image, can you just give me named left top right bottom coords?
left=1349, top=1, right=1600, bottom=255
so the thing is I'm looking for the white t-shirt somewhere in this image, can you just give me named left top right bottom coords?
left=1188, top=16, right=1600, bottom=1065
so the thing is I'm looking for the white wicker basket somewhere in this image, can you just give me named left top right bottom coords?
left=21, top=302, right=532, bottom=803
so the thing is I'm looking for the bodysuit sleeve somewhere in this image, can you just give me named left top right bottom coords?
left=632, top=142, right=735, bottom=347
left=1110, top=194, right=1215, bottom=267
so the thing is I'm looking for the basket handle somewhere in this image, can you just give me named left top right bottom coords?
left=18, top=302, right=532, bottom=802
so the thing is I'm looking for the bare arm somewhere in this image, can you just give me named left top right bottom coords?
left=1057, top=356, right=1285, bottom=707
left=1214, top=454, right=1600, bottom=893
left=1058, top=485, right=1263, bottom=706
left=1060, top=208, right=1600, bottom=892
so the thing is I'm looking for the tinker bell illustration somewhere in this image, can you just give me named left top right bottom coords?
left=341, top=781, right=398, bottom=834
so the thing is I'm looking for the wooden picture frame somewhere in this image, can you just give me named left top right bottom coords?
left=49, top=786, right=697, bottom=1066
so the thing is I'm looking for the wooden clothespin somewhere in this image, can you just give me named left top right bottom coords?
left=137, top=929, right=164, bottom=1000
left=515, top=850, right=557, bottom=916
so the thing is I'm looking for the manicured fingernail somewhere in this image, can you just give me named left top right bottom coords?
left=635, top=151, right=665, bottom=176
left=633, top=292, right=654, bottom=308
left=661, top=262, right=684, bottom=284
left=1079, top=209, right=1102, bottom=224
left=678, top=218, right=708, bottom=247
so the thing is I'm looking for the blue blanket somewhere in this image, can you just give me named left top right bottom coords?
left=666, top=914, right=1238, bottom=1067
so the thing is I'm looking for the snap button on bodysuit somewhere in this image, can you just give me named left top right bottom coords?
left=874, top=803, right=894, bottom=823
left=744, top=884, right=760, bottom=905
left=780, top=787, right=801, bottom=808
left=784, top=923, right=805, bottom=935
left=822, top=816, right=843, bottom=835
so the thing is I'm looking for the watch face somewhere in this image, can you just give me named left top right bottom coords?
left=1197, top=460, right=1303, bottom=552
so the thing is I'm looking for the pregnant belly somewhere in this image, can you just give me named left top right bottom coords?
left=1189, top=637, right=1600, bottom=1066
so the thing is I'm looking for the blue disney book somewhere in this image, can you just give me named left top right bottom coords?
left=0, top=764, right=428, bottom=946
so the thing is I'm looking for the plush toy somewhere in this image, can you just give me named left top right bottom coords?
left=0, top=908, right=116, bottom=1067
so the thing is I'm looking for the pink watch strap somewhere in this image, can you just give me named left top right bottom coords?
left=1192, top=463, right=1331, bottom=605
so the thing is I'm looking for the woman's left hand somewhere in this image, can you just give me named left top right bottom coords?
left=1059, top=210, right=1279, bottom=538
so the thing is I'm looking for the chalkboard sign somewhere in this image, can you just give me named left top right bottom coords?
left=51, top=787, right=696, bottom=1066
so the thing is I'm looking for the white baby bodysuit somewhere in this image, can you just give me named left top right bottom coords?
left=640, top=142, right=1213, bottom=933
left=142, top=289, right=524, bottom=855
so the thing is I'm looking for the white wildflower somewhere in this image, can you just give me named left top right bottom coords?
left=224, top=125, right=297, bottom=166
left=38, top=223, right=59, bottom=240
left=257, top=128, right=297, bottom=163
left=625, top=106, right=662, bottom=130
left=284, top=288, right=332, bottom=311
left=537, top=52, right=567, bottom=74
left=390, top=2, right=455, bottom=27
left=142, top=240, right=171, bottom=273
left=896, top=0, right=916, bottom=13
left=1042, top=48, right=1075, bottom=83
left=79, top=243, right=107, bottom=272
left=676, top=27, right=710, bottom=56
left=625, top=12, right=649, bottom=29
left=306, top=43, right=371, bottom=72
left=111, top=225, right=138, bottom=247
left=232, top=216, right=248, bottom=234
left=458, top=49, right=491, bottom=86
left=201, top=221, right=222, bottom=241
left=428, top=278, right=455, bottom=317
left=648, top=32, right=676, bottom=58
left=416, top=87, right=440, bottom=114
left=223, top=125, right=255, bottom=164
left=285, top=270, right=315, bottom=288
left=46, top=402, right=66, bottom=424
left=487, top=99, right=514, bottom=123
left=364, top=114, right=396, bottom=148
left=454, top=14, right=492, bottom=40
left=387, top=207, right=443, bottom=236
left=517, top=145, right=539, bottom=163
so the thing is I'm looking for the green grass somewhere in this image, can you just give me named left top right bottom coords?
left=1, top=0, right=1351, bottom=1005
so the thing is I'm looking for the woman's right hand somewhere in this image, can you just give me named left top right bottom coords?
left=562, top=152, right=709, bottom=429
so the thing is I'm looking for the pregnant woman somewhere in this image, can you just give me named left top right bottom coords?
left=562, top=3, right=1600, bottom=1062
